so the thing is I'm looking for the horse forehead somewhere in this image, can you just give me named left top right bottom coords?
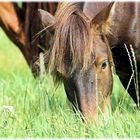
left=91, top=27, right=108, bottom=53
left=94, top=39, right=108, bottom=58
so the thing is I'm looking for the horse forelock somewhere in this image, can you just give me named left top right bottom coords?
left=47, top=3, right=95, bottom=77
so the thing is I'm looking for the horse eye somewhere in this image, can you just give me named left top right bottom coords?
left=101, top=60, right=108, bottom=70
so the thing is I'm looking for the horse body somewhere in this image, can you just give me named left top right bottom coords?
left=0, top=2, right=57, bottom=73
left=0, top=2, right=31, bottom=64
left=108, top=2, right=140, bottom=104
left=106, top=2, right=140, bottom=104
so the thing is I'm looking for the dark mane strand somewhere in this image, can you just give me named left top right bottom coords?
left=44, top=3, right=94, bottom=80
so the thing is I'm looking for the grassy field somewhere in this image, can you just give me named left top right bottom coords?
left=0, top=29, right=140, bottom=138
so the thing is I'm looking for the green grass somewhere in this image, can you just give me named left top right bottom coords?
left=0, top=28, right=140, bottom=138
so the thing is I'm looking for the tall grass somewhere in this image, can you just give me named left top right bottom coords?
left=0, top=29, right=139, bottom=137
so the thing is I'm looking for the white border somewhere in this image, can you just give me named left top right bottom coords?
left=0, top=0, right=139, bottom=139
left=0, top=0, right=140, bottom=2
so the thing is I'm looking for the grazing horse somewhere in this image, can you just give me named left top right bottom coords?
left=83, top=2, right=140, bottom=105
left=37, top=3, right=115, bottom=123
left=0, top=2, right=57, bottom=74
left=0, top=2, right=31, bottom=65
left=23, top=2, right=57, bottom=68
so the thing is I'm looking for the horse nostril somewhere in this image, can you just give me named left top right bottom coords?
left=91, top=81, right=94, bottom=85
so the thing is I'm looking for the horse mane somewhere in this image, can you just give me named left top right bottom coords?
left=45, top=3, right=95, bottom=77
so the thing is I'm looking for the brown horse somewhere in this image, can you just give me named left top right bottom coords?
left=37, top=3, right=115, bottom=123
left=23, top=2, right=57, bottom=68
left=0, top=2, right=57, bottom=74
left=83, top=2, right=140, bottom=105
left=0, top=2, right=31, bottom=65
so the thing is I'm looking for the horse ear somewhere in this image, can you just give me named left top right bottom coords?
left=38, top=9, right=55, bottom=27
left=83, top=2, right=116, bottom=34
left=83, top=2, right=111, bottom=20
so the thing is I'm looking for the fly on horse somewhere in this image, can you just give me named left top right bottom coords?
left=38, top=2, right=114, bottom=123
left=83, top=2, right=140, bottom=105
